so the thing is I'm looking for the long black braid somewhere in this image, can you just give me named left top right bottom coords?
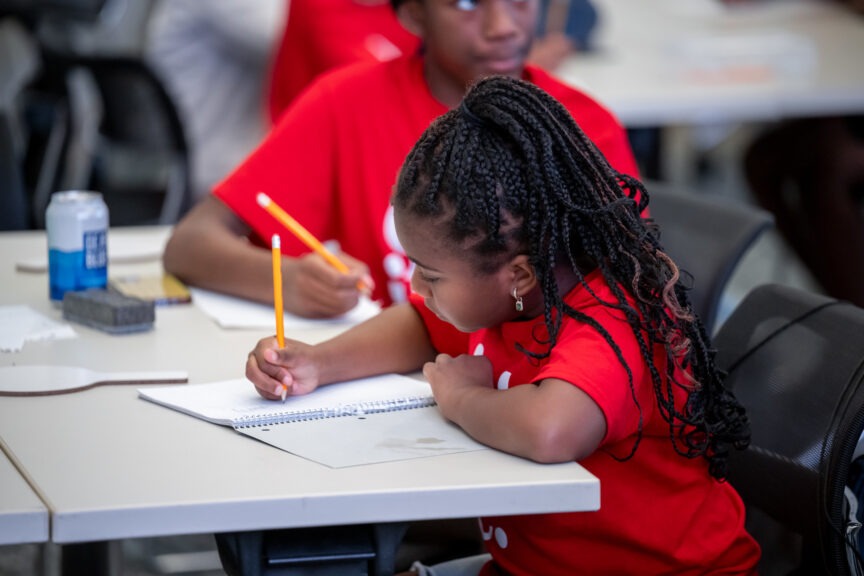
left=392, top=75, right=749, bottom=480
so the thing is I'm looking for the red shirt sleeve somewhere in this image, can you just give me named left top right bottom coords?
left=215, top=78, right=341, bottom=257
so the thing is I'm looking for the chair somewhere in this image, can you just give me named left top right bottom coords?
left=62, top=55, right=191, bottom=226
left=0, top=17, right=40, bottom=230
left=647, top=183, right=773, bottom=335
left=215, top=523, right=409, bottom=576
left=5, top=0, right=191, bottom=229
left=23, top=49, right=192, bottom=227
left=713, top=283, right=864, bottom=575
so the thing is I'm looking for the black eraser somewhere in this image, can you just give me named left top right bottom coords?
left=63, top=289, right=155, bottom=334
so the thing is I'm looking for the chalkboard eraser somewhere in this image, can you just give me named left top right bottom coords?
left=63, top=289, right=155, bottom=334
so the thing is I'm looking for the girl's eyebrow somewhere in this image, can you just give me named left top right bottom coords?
left=408, top=257, right=442, bottom=273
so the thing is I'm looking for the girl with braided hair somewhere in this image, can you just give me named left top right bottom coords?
left=246, top=75, right=760, bottom=575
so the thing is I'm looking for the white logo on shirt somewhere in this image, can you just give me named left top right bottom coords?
left=480, top=519, right=509, bottom=549
left=382, top=205, right=413, bottom=303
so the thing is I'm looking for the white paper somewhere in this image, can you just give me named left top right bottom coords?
left=189, top=287, right=381, bottom=330
left=0, top=306, right=77, bottom=352
left=138, top=375, right=435, bottom=427
left=139, top=376, right=486, bottom=468
left=238, top=406, right=488, bottom=468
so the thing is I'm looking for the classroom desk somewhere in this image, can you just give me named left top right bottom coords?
left=559, top=0, right=864, bottom=127
left=557, top=0, right=864, bottom=181
left=0, top=228, right=599, bottom=550
left=0, top=449, right=48, bottom=546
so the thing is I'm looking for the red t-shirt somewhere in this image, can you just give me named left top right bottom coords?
left=216, top=54, right=640, bottom=308
left=410, top=273, right=761, bottom=575
left=266, top=0, right=420, bottom=123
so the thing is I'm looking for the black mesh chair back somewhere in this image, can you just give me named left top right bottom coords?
left=0, top=17, right=40, bottom=230
left=714, top=284, right=864, bottom=575
left=648, top=184, right=773, bottom=335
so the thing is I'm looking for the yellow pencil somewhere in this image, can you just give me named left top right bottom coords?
left=270, top=234, right=287, bottom=402
left=257, top=192, right=350, bottom=273
left=271, top=234, right=285, bottom=348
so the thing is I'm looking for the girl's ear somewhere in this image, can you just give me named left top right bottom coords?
left=395, top=0, right=426, bottom=39
left=508, top=254, right=538, bottom=294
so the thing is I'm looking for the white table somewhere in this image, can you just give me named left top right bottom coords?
left=0, top=228, right=599, bottom=549
left=557, top=0, right=864, bottom=182
left=559, top=0, right=864, bottom=127
left=0, top=450, right=48, bottom=546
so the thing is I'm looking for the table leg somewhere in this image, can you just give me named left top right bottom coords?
left=61, top=541, right=118, bottom=576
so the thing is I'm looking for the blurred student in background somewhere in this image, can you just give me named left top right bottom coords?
left=146, top=0, right=286, bottom=201
left=745, top=116, right=864, bottom=308
left=529, top=0, right=597, bottom=70
left=163, top=0, right=639, bottom=319
left=266, top=0, right=599, bottom=122
left=743, top=0, right=864, bottom=309
left=267, top=0, right=420, bottom=123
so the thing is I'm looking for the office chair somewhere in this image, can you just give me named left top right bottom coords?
left=0, top=17, right=40, bottom=230
left=7, top=0, right=191, bottom=229
left=74, top=56, right=190, bottom=225
left=25, top=51, right=192, bottom=227
left=713, top=283, right=864, bottom=575
left=215, top=523, right=409, bottom=576
left=647, top=183, right=773, bottom=334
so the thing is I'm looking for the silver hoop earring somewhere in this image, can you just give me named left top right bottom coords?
left=512, top=287, right=523, bottom=312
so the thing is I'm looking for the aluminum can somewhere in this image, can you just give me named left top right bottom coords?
left=46, top=191, right=109, bottom=301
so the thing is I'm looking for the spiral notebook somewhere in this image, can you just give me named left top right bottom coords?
left=139, top=375, right=486, bottom=468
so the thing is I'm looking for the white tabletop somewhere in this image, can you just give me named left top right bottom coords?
left=557, top=0, right=864, bottom=127
left=0, top=228, right=599, bottom=544
left=0, top=449, right=48, bottom=545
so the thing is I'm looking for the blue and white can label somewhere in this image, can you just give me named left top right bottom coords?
left=46, top=191, right=109, bottom=301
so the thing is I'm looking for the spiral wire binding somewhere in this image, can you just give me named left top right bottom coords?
left=233, top=396, right=437, bottom=429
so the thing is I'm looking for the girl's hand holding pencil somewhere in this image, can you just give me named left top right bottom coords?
left=247, top=335, right=322, bottom=401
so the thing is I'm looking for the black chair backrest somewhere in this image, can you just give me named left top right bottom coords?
left=0, top=17, right=40, bottom=230
left=714, top=284, right=864, bottom=575
left=647, top=184, right=773, bottom=335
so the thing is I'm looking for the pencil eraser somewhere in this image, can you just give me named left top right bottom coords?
left=63, top=289, right=155, bottom=334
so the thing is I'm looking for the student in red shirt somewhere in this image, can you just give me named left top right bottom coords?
left=265, top=0, right=598, bottom=122
left=266, top=0, right=420, bottom=123
left=163, top=0, right=639, bottom=318
left=246, top=75, right=761, bottom=575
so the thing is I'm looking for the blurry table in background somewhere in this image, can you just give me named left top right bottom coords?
left=557, top=0, right=864, bottom=182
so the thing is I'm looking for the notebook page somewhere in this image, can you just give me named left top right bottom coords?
left=138, top=374, right=433, bottom=427
left=189, top=287, right=381, bottom=330
left=237, top=405, right=488, bottom=468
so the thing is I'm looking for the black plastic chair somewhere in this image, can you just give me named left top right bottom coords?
left=215, top=523, right=409, bottom=576
left=29, top=52, right=192, bottom=227
left=647, top=184, right=773, bottom=335
left=3, top=0, right=191, bottom=229
left=714, top=284, right=864, bottom=575
left=0, top=17, right=40, bottom=230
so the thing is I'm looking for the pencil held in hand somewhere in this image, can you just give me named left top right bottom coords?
left=271, top=234, right=288, bottom=402
left=271, top=234, right=285, bottom=349
left=257, top=192, right=349, bottom=273
left=256, top=192, right=369, bottom=294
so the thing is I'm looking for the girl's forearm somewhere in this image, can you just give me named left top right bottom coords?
left=314, top=303, right=437, bottom=385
